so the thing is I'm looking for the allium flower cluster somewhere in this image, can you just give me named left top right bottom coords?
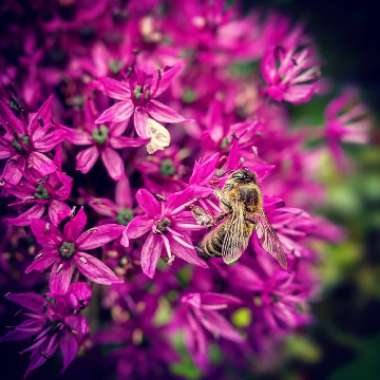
left=0, top=0, right=369, bottom=378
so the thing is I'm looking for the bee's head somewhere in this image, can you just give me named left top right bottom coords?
left=230, top=168, right=256, bottom=184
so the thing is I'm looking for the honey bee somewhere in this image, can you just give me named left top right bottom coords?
left=192, top=168, right=287, bottom=269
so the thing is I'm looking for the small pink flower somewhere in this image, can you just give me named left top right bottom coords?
left=121, top=188, right=207, bottom=278
left=325, top=89, right=370, bottom=170
left=0, top=285, right=90, bottom=376
left=96, top=63, right=185, bottom=154
left=65, top=99, right=145, bottom=181
left=229, top=257, right=311, bottom=334
left=261, top=44, right=320, bottom=104
left=26, top=208, right=124, bottom=294
left=4, top=151, right=72, bottom=226
left=0, top=96, right=66, bottom=185
left=69, top=42, right=126, bottom=79
left=180, top=292, right=243, bottom=366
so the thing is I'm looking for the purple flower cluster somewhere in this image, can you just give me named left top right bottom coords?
left=0, top=0, right=369, bottom=378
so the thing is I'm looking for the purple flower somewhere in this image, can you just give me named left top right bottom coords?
left=4, top=151, right=72, bottom=226
left=69, top=42, right=126, bottom=79
left=0, top=96, right=66, bottom=185
left=122, top=188, right=207, bottom=278
left=95, top=63, right=185, bottom=153
left=325, top=89, right=370, bottom=170
left=26, top=208, right=124, bottom=294
left=261, top=44, right=320, bottom=104
left=180, top=292, right=243, bottom=365
left=0, top=283, right=91, bottom=376
left=65, top=99, right=145, bottom=181
left=229, top=257, right=312, bottom=338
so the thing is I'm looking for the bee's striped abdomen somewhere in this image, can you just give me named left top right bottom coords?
left=201, top=224, right=226, bottom=257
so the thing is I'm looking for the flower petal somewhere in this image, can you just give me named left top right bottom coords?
left=76, top=146, right=99, bottom=174
left=141, top=233, right=162, bottom=278
left=125, top=215, right=153, bottom=239
left=133, top=107, right=150, bottom=138
left=197, top=309, right=243, bottom=342
left=31, top=219, right=61, bottom=248
left=7, top=204, right=45, bottom=226
left=135, top=188, right=161, bottom=217
left=63, top=207, right=87, bottom=241
left=74, top=251, right=122, bottom=285
left=228, top=263, right=264, bottom=291
left=27, top=95, right=54, bottom=137
left=49, top=262, right=75, bottom=295
left=48, top=200, right=72, bottom=226
left=199, top=293, right=242, bottom=310
left=1, top=158, right=24, bottom=185
left=185, top=312, right=208, bottom=364
left=24, top=335, right=58, bottom=377
left=76, top=224, right=124, bottom=250
left=115, top=175, right=133, bottom=208
left=170, top=235, right=208, bottom=268
left=0, top=319, right=45, bottom=343
left=101, top=147, right=124, bottom=181
left=28, top=152, right=57, bottom=176
left=109, top=136, right=146, bottom=149
left=96, top=100, right=134, bottom=124
left=153, top=62, right=184, bottom=97
left=64, top=127, right=92, bottom=145
left=189, top=152, right=219, bottom=186
left=99, top=77, right=131, bottom=100
left=60, top=332, right=79, bottom=372
left=25, top=249, right=57, bottom=274
left=88, top=197, right=116, bottom=217
left=148, top=99, right=185, bottom=123
left=33, top=129, right=66, bottom=152
left=0, top=99, right=25, bottom=134
left=5, top=292, right=45, bottom=313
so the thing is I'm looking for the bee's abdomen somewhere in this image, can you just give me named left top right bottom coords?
left=201, top=224, right=226, bottom=257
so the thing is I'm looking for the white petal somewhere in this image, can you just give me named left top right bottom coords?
left=146, top=118, right=170, bottom=154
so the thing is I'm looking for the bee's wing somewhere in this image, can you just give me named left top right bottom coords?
left=222, top=208, right=249, bottom=264
left=255, top=210, right=287, bottom=269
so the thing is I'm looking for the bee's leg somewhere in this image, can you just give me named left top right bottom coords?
left=214, top=189, right=223, bottom=200
left=215, top=189, right=231, bottom=208
left=190, top=205, right=215, bottom=227
left=214, top=211, right=229, bottom=224
left=191, top=205, right=230, bottom=228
